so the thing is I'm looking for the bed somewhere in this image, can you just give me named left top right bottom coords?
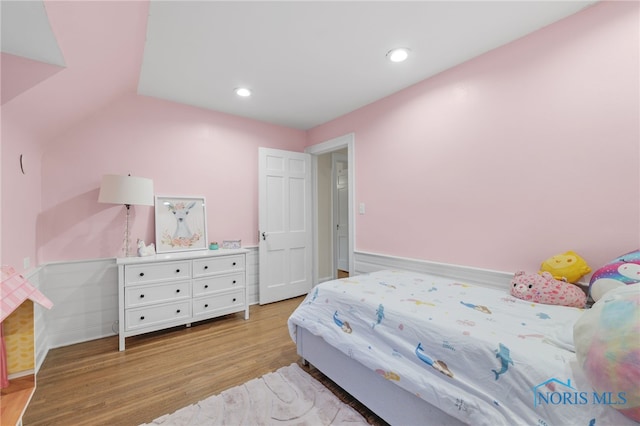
left=287, top=269, right=635, bottom=425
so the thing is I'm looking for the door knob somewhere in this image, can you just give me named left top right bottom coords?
left=262, top=232, right=267, bottom=240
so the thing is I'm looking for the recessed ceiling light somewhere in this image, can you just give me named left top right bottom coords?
left=386, top=47, right=410, bottom=63
left=235, top=87, right=251, bottom=97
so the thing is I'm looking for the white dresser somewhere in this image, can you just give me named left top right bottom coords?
left=117, top=249, right=249, bottom=351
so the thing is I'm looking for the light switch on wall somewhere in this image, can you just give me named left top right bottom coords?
left=359, top=202, right=366, bottom=214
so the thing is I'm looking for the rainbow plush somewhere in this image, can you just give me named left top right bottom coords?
left=574, top=284, right=640, bottom=422
left=589, top=250, right=640, bottom=301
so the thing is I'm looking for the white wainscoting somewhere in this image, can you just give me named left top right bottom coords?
left=34, top=248, right=512, bottom=372
left=353, top=251, right=513, bottom=291
left=42, top=258, right=119, bottom=349
left=246, top=247, right=259, bottom=303
left=37, top=248, right=260, bottom=356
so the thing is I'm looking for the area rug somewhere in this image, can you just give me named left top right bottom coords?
left=141, top=363, right=369, bottom=425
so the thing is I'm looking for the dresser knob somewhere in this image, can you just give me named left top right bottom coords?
left=205, top=304, right=209, bottom=308
left=140, top=294, right=145, bottom=298
left=232, top=262, right=237, bottom=266
left=232, top=298, right=237, bottom=302
left=204, top=284, right=209, bottom=289
left=176, top=269, right=180, bottom=273
left=176, top=309, right=181, bottom=313
left=140, top=316, right=145, bottom=320
left=204, top=266, right=208, bottom=270
left=139, top=272, right=144, bottom=277
left=232, top=280, right=237, bottom=284
left=176, top=289, right=180, bottom=293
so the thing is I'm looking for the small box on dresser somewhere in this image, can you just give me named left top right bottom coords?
left=117, top=249, right=249, bottom=351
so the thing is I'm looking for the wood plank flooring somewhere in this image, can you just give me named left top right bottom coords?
left=337, top=269, right=349, bottom=279
left=1, top=375, right=35, bottom=426
left=23, top=296, right=386, bottom=426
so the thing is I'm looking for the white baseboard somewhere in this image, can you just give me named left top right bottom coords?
left=318, top=274, right=334, bottom=284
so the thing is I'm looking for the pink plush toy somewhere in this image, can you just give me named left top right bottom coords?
left=510, top=271, right=586, bottom=308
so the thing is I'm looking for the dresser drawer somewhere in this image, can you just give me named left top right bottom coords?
left=125, top=260, right=191, bottom=285
left=192, top=273, right=244, bottom=296
left=125, top=301, right=191, bottom=331
left=192, top=255, right=245, bottom=277
left=125, top=280, right=191, bottom=308
left=192, top=290, right=245, bottom=317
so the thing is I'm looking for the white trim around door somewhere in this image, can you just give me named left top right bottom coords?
left=305, top=133, right=355, bottom=286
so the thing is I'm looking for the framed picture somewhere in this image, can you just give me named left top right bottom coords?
left=222, top=240, right=242, bottom=249
left=155, top=196, right=208, bottom=253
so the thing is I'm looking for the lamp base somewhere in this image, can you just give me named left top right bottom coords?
left=124, top=204, right=132, bottom=257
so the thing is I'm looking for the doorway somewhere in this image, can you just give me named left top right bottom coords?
left=305, top=133, right=354, bottom=285
left=333, top=152, right=349, bottom=277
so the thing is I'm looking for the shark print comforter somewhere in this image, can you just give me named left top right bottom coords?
left=288, top=270, right=635, bottom=426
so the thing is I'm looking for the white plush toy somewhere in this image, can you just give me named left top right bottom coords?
left=137, top=239, right=156, bottom=257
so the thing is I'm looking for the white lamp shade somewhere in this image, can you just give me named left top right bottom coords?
left=98, top=174, right=154, bottom=206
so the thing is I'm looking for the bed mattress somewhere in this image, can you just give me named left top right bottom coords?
left=288, top=269, right=634, bottom=425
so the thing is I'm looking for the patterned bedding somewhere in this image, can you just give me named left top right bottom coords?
left=288, top=270, right=635, bottom=426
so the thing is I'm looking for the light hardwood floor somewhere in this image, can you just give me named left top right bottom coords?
left=24, top=297, right=301, bottom=425
left=24, top=296, right=385, bottom=426
left=337, top=269, right=349, bottom=279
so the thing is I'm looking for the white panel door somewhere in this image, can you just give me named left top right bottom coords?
left=258, top=148, right=312, bottom=304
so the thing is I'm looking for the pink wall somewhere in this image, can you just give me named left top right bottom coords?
left=307, top=1, right=640, bottom=273
left=2, top=1, right=638, bottom=275
left=2, top=0, right=150, bottom=270
left=2, top=1, right=148, bottom=142
left=0, top=53, right=64, bottom=105
left=1, top=120, right=43, bottom=270
left=38, top=94, right=305, bottom=262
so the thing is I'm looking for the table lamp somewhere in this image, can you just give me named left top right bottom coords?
left=98, top=174, right=154, bottom=257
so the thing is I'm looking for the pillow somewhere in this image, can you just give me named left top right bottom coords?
left=574, top=284, right=640, bottom=422
left=589, top=250, right=640, bottom=301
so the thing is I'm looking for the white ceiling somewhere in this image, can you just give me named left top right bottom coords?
left=0, top=0, right=65, bottom=66
left=138, top=1, right=597, bottom=129
left=3, top=1, right=598, bottom=130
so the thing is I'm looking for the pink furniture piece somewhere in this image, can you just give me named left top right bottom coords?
left=1, top=266, right=53, bottom=388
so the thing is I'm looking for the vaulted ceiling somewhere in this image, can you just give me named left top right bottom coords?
left=1, top=1, right=598, bottom=136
